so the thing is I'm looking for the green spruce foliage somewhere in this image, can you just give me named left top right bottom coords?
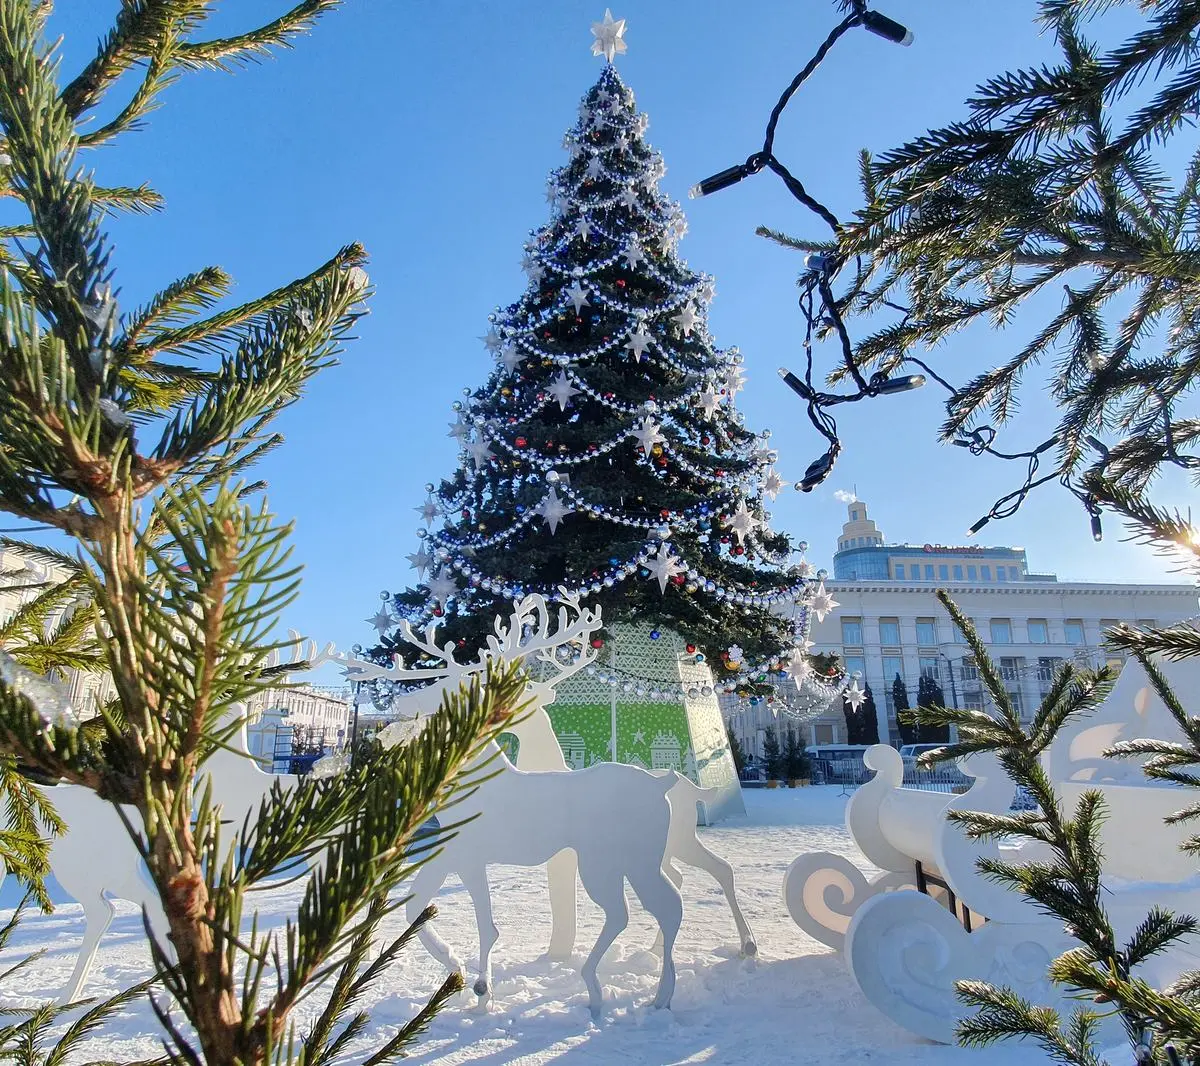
left=0, top=4, right=526, bottom=1063
left=388, top=65, right=808, bottom=668
left=761, top=0, right=1200, bottom=661
left=919, top=591, right=1200, bottom=1065
left=762, top=727, right=784, bottom=782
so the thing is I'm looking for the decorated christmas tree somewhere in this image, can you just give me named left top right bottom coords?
left=376, top=14, right=837, bottom=737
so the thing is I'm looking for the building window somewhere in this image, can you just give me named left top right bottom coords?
left=915, top=619, right=937, bottom=646
left=981, top=565, right=991, bottom=581
left=895, top=564, right=905, bottom=579
left=1009, top=566, right=1020, bottom=581
left=960, top=658, right=979, bottom=683
left=998, top=566, right=1007, bottom=582
left=882, top=655, right=903, bottom=682
left=938, top=564, right=949, bottom=580
left=844, top=654, right=866, bottom=679
left=967, top=565, right=977, bottom=581
left=964, top=693, right=985, bottom=712
left=999, top=656, right=1022, bottom=683
left=1037, top=657, right=1063, bottom=684
left=1064, top=619, right=1085, bottom=645
left=952, top=624, right=968, bottom=643
left=953, top=565, right=964, bottom=580
left=878, top=618, right=901, bottom=645
left=1100, top=619, right=1120, bottom=641
left=990, top=619, right=1012, bottom=644
left=814, top=723, right=836, bottom=745
left=919, top=656, right=940, bottom=680
left=1027, top=619, right=1048, bottom=644
left=841, top=618, right=863, bottom=646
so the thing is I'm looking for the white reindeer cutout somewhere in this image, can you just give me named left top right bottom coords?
left=340, top=593, right=755, bottom=1008
left=32, top=636, right=341, bottom=1003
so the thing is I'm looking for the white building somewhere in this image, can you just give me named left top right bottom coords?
left=729, top=500, right=1198, bottom=758
left=245, top=684, right=352, bottom=751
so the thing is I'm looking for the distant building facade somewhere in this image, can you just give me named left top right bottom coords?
left=728, top=501, right=1198, bottom=758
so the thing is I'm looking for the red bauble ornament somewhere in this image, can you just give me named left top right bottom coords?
left=616, top=279, right=626, bottom=288
left=685, top=643, right=696, bottom=654
left=716, top=469, right=725, bottom=478
left=672, top=573, right=685, bottom=585
left=720, top=650, right=729, bottom=659
left=734, top=545, right=745, bottom=555
left=657, top=457, right=668, bottom=467
left=515, top=436, right=527, bottom=447
left=433, top=607, right=445, bottom=617
left=591, top=637, right=605, bottom=649
left=660, top=508, right=670, bottom=518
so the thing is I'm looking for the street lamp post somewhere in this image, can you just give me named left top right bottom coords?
left=349, top=643, right=363, bottom=771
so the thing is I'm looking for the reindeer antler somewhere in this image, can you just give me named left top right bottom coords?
left=268, top=631, right=341, bottom=674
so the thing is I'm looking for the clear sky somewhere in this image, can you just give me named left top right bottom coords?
left=45, top=2, right=1194, bottom=678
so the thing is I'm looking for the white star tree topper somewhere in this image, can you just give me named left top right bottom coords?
left=591, top=9, right=627, bottom=63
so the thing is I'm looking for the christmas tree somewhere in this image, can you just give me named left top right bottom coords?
left=381, top=15, right=832, bottom=692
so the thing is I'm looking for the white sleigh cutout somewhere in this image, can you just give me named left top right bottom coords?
left=791, top=654, right=1200, bottom=1043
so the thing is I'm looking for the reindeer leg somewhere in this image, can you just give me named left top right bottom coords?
left=460, top=866, right=498, bottom=1005
left=651, top=860, right=684, bottom=956
left=545, top=848, right=578, bottom=960
left=577, top=865, right=629, bottom=1020
left=672, top=835, right=757, bottom=957
left=407, top=861, right=464, bottom=977
left=627, top=864, right=682, bottom=1012
left=58, top=889, right=115, bottom=1005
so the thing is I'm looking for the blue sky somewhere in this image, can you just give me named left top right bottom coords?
left=46, top=2, right=1193, bottom=674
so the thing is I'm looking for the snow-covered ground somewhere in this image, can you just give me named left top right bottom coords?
left=2, top=787, right=1049, bottom=1064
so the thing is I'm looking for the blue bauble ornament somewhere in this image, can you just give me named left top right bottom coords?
left=649, top=629, right=661, bottom=640
left=694, top=653, right=706, bottom=663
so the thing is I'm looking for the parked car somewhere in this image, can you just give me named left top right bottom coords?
left=899, top=742, right=949, bottom=769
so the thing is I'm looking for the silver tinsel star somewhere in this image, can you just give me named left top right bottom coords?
left=725, top=364, right=747, bottom=395
left=761, top=468, right=785, bottom=499
left=629, top=416, right=665, bottom=452
left=724, top=500, right=760, bottom=544
left=591, top=9, right=627, bottom=62
left=448, top=416, right=470, bottom=443
left=585, top=155, right=603, bottom=180
left=624, top=238, right=644, bottom=266
left=536, top=487, right=573, bottom=534
left=416, top=496, right=440, bottom=523
left=466, top=435, right=494, bottom=468
left=809, top=580, right=839, bottom=622
left=547, top=372, right=581, bottom=411
left=523, top=252, right=546, bottom=281
left=698, top=278, right=716, bottom=303
left=406, top=545, right=432, bottom=578
left=673, top=304, right=700, bottom=337
left=620, top=186, right=640, bottom=209
left=697, top=386, right=720, bottom=420
left=426, top=570, right=458, bottom=607
left=565, top=281, right=590, bottom=313
left=625, top=325, right=652, bottom=362
left=844, top=679, right=866, bottom=711
left=481, top=327, right=501, bottom=354
left=783, top=649, right=813, bottom=687
left=645, top=544, right=683, bottom=593
left=367, top=607, right=392, bottom=634
left=500, top=343, right=526, bottom=373
left=576, top=216, right=592, bottom=241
